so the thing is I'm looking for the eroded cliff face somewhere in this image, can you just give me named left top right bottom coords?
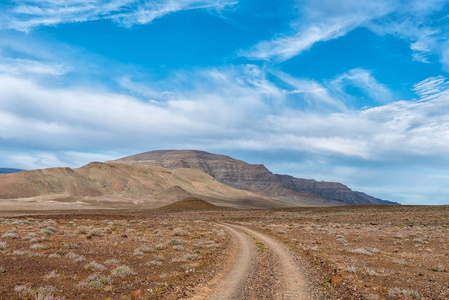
left=276, top=175, right=397, bottom=205
left=110, top=150, right=397, bottom=206
left=110, top=150, right=336, bottom=206
left=110, top=150, right=281, bottom=193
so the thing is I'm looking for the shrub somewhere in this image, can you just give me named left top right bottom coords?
left=155, top=243, right=168, bottom=250
left=30, top=244, right=48, bottom=250
left=104, top=259, right=120, bottom=265
left=78, top=227, right=88, bottom=234
left=170, top=239, right=186, bottom=245
left=41, top=227, right=57, bottom=235
left=180, top=264, right=193, bottom=271
left=63, top=244, right=78, bottom=249
left=388, top=287, right=421, bottom=299
left=0, top=241, right=8, bottom=250
left=111, top=265, right=136, bottom=277
left=88, top=229, right=102, bottom=237
left=14, top=285, right=57, bottom=299
left=2, top=232, right=20, bottom=239
left=348, top=248, right=373, bottom=256
left=77, top=274, right=111, bottom=289
left=155, top=255, right=165, bottom=261
left=173, top=228, right=189, bottom=236
left=74, top=255, right=86, bottom=264
left=84, top=261, right=106, bottom=271
left=173, top=245, right=186, bottom=251
left=133, top=245, right=155, bottom=255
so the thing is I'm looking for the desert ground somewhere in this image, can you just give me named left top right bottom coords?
left=1, top=202, right=448, bottom=299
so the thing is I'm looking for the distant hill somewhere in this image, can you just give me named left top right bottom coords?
left=0, top=168, right=24, bottom=174
left=156, top=197, right=230, bottom=212
left=0, top=162, right=286, bottom=210
left=276, top=175, right=399, bottom=205
left=109, top=150, right=398, bottom=206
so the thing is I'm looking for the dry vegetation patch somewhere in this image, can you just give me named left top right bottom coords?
left=0, top=215, right=229, bottom=299
left=224, top=206, right=449, bottom=299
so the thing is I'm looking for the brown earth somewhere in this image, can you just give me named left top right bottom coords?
left=0, top=162, right=289, bottom=211
left=156, top=198, right=231, bottom=212
left=2, top=204, right=447, bottom=299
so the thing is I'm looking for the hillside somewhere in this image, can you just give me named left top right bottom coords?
left=0, top=162, right=286, bottom=210
left=110, top=150, right=397, bottom=206
left=277, top=175, right=399, bottom=205
left=108, top=150, right=336, bottom=206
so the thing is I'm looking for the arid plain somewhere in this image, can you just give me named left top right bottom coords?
left=1, top=203, right=449, bottom=299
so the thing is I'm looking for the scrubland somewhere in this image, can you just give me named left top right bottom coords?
left=0, top=215, right=228, bottom=299
left=1, top=205, right=448, bottom=299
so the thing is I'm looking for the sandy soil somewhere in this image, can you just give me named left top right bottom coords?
left=2, top=204, right=448, bottom=299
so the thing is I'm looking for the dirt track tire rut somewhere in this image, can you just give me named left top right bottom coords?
left=192, top=223, right=313, bottom=299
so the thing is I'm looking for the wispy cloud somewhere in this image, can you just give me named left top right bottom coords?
left=0, top=0, right=237, bottom=30
left=241, top=0, right=395, bottom=61
left=241, top=0, right=449, bottom=67
left=412, top=76, right=449, bottom=100
left=331, top=68, right=393, bottom=103
left=0, top=57, right=70, bottom=76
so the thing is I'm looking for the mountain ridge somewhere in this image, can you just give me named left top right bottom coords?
left=0, top=161, right=293, bottom=210
left=109, top=150, right=398, bottom=206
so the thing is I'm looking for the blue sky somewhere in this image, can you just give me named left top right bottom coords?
left=1, top=0, right=449, bottom=205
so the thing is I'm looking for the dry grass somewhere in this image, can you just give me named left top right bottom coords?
left=0, top=215, right=228, bottom=299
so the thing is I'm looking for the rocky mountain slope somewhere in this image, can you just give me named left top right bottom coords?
left=276, top=175, right=398, bottom=205
left=110, top=150, right=397, bottom=206
left=0, top=162, right=285, bottom=210
left=108, top=150, right=337, bottom=206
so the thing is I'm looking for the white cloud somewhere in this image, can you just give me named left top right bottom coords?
left=413, top=76, right=448, bottom=99
left=331, top=68, right=393, bottom=103
left=0, top=57, right=70, bottom=76
left=242, top=0, right=395, bottom=61
left=1, top=64, right=448, bottom=164
left=1, top=0, right=237, bottom=30
left=242, top=0, right=449, bottom=68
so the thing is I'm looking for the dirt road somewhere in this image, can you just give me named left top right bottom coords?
left=192, top=223, right=313, bottom=300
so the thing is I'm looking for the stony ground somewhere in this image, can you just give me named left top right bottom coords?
left=1, top=205, right=448, bottom=299
left=0, top=214, right=229, bottom=299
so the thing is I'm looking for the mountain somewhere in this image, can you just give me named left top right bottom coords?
left=0, top=150, right=397, bottom=211
left=108, top=150, right=337, bottom=206
left=0, top=168, right=24, bottom=174
left=109, top=150, right=397, bottom=206
left=276, top=175, right=399, bottom=205
left=0, top=162, right=286, bottom=210
left=353, top=191, right=398, bottom=205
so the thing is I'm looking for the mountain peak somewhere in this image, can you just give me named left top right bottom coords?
left=109, top=150, right=397, bottom=206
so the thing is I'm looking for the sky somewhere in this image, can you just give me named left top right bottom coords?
left=1, top=0, right=449, bottom=205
